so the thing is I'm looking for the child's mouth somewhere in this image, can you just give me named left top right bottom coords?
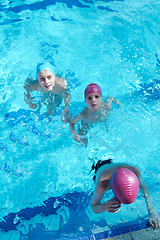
left=92, top=104, right=97, bottom=107
left=45, top=85, right=51, bottom=89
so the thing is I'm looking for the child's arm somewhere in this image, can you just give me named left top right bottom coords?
left=46, top=95, right=56, bottom=117
left=69, top=111, right=89, bottom=147
left=60, top=77, right=71, bottom=113
left=104, top=96, right=122, bottom=110
left=139, top=175, right=160, bottom=229
left=58, top=77, right=72, bottom=122
left=69, top=114, right=83, bottom=143
left=91, top=181, right=121, bottom=214
left=62, top=88, right=72, bottom=122
left=64, top=89, right=71, bottom=113
left=24, top=79, right=38, bottom=109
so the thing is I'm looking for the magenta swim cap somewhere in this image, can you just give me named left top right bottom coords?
left=110, top=168, right=139, bottom=204
left=84, top=83, right=102, bottom=99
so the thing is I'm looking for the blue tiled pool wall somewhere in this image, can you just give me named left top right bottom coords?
left=19, top=216, right=150, bottom=240
left=0, top=191, right=93, bottom=233
left=0, top=190, right=151, bottom=240
left=0, top=0, right=121, bottom=17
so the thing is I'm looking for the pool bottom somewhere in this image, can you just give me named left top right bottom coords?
left=18, top=219, right=159, bottom=240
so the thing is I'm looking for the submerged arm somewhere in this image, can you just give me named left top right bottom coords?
left=46, top=94, right=56, bottom=117
left=69, top=114, right=82, bottom=143
left=62, top=88, right=72, bottom=122
left=64, top=88, right=71, bottom=112
left=139, top=175, right=160, bottom=229
left=59, top=78, right=72, bottom=122
left=24, top=79, right=38, bottom=109
left=104, top=96, right=122, bottom=110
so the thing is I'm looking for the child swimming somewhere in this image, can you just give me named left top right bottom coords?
left=91, top=159, right=160, bottom=229
left=24, top=62, right=71, bottom=119
left=69, top=83, right=121, bottom=145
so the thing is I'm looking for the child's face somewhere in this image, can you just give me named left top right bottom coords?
left=86, top=93, right=102, bottom=112
left=38, top=70, right=56, bottom=92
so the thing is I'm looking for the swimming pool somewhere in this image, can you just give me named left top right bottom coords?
left=0, top=0, right=160, bottom=239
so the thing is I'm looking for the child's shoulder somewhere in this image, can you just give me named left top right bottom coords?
left=104, top=96, right=112, bottom=103
left=56, top=76, right=68, bottom=90
left=103, top=96, right=122, bottom=108
left=71, top=108, right=88, bottom=123
left=103, top=97, right=113, bottom=109
left=79, top=108, right=91, bottom=121
left=81, top=107, right=89, bottom=115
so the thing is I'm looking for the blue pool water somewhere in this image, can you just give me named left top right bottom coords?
left=0, top=0, right=160, bottom=239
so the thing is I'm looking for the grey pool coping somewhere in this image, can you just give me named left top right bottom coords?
left=67, top=215, right=159, bottom=240
left=67, top=227, right=160, bottom=240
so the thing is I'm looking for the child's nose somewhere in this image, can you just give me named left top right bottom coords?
left=45, top=77, right=49, bottom=83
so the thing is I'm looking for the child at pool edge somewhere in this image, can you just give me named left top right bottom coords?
left=24, top=62, right=71, bottom=120
left=69, top=83, right=122, bottom=146
left=90, top=159, right=160, bottom=229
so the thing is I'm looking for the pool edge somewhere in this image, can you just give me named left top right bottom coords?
left=98, top=227, right=160, bottom=240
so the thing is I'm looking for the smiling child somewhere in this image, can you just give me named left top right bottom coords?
left=24, top=62, right=71, bottom=119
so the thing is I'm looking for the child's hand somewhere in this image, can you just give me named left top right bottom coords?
left=105, top=197, right=121, bottom=213
left=72, top=134, right=80, bottom=142
left=29, top=103, right=37, bottom=109
left=73, top=135, right=88, bottom=147
left=80, top=136, right=88, bottom=147
left=149, top=212, right=160, bottom=229
left=24, top=92, right=37, bottom=109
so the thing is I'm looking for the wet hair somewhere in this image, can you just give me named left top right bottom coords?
left=90, top=159, right=113, bottom=181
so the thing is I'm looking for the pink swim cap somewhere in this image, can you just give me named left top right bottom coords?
left=84, top=83, right=102, bottom=99
left=110, top=168, right=139, bottom=204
